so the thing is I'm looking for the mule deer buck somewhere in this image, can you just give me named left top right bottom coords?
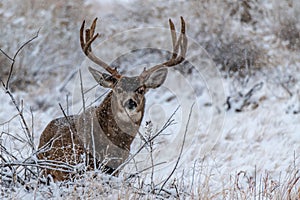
left=37, top=17, right=187, bottom=181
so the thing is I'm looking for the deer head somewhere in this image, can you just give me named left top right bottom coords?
left=80, top=17, right=187, bottom=124
left=88, top=67, right=167, bottom=123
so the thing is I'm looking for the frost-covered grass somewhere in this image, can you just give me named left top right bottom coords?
left=1, top=0, right=300, bottom=199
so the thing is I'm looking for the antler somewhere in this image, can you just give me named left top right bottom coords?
left=80, top=18, right=120, bottom=77
left=141, top=17, right=188, bottom=78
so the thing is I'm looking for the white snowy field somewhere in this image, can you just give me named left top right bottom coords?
left=1, top=0, right=300, bottom=199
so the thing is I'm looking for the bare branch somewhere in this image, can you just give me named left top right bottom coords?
left=0, top=48, right=13, bottom=61
left=2, top=30, right=40, bottom=90
left=79, top=69, right=86, bottom=113
left=0, top=114, right=19, bottom=126
left=159, top=102, right=195, bottom=194
left=0, top=82, right=34, bottom=148
left=0, top=30, right=40, bottom=153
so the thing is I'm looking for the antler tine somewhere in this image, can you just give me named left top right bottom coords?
left=171, top=16, right=187, bottom=64
left=141, top=17, right=187, bottom=78
left=80, top=18, right=119, bottom=77
left=165, top=16, right=187, bottom=65
left=169, top=19, right=178, bottom=60
left=80, top=20, right=86, bottom=50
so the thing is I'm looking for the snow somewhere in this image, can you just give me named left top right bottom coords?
left=1, top=0, right=300, bottom=199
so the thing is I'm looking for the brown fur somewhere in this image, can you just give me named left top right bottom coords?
left=37, top=91, right=143, bottom=181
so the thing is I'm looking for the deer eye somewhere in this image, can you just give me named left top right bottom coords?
left=136, top=87, right=145, bottom=95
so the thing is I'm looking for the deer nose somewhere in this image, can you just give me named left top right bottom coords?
left=125, top=99, right=137, bottom=110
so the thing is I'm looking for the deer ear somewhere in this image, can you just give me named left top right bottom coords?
left=144, top=68, right=168, bottom=89
left=88, top=67, right=117, bottom=88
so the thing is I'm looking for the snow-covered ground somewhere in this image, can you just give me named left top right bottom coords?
left=1, top=0, right=300, bottom=199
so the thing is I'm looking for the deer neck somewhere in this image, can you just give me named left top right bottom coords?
left=95, top=91, right=144, bottom=150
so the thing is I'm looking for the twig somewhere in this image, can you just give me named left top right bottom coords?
left=287, top=171, right=300, bottom=199
left=1, top=160, right=75, bottom=173
left=0, top=83, right=34, bottom=148
left=58, top=103, right=78, bottom=164
left=79, top=69, right=97, bottom=170
left=58, top=103, right=76, bottom=134
left=0, top=154, right=25, bottom=185
left=0, top=114, right=19, bottom=126
left=59, top=69, right=78, bottom=92
left=254, top=165, right=257, bottom=199
left=78, top=87, right=109, bottom=114
left=1, top=131, right=25, bottom=143
left=30, top=107, right=35, bottom=152
left=0, top=30, right=42, bottom=186
left=135, top=162, right=167, bottom=176
left=0, top=48, right=13, bottom=61
left=0, top=145, right=18, bottom=161
left=244, top=82, right=263, bottom=99
left=190, top=158, right=197, bottom=194
left=281, top=82, right=293, bottom=97
left=149, top=128, right=155, bottom=190
left=0, top=31, right=39, bottom=150
left=3, top=30, right=40, bottom=90
left=172, top=179, right=180, bottom=198
left=135, top=121, right=157, bottom=191
left=111, top=105, right=180, bottom=176
left=34, top=132, right=62, bottom=156
left=158, top=102, right=195, bottom=194
left=79, top=69, right=86, bottom=113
